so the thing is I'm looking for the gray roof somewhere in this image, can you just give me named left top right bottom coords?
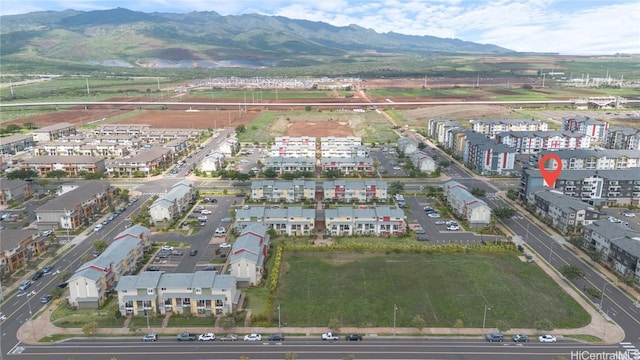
left=23, top=155, right=102, bottom=164
left=608, top=127, right=640, bottom=136
left=562, top=116, right=603, bottom=125
left=586, top=220, right=640, bottom=258
left=151, top=181, right=192, bottom=208
left=539, top=148, right=640, bottom=160
left=33, top=122, right=75, bottom=132
left=115, top=271, right=163, bottom=291
left=77, top=237, right=141, bottom=271
left=470, top=118, right=544, bottom=125
left=114, top=225, right=150, bottom=241
left=37, top=181, right=111, bottom=211
left=125, top=147, right=171, bottom=163
left=0, top=179, right=28, bottom=191
left=321, top=157, right=373, bottom=164
left=532, top=188, right=595, bottom=212
left=523, top=168, right=640, bottom=181
left=0, top=229, right=39, bottom=253
left=498, top=130, right=585, bottom=138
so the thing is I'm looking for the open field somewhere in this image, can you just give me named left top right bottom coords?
left=275, top=252, right=590, bottom=329
left=237, top=111, right=398, bottom=144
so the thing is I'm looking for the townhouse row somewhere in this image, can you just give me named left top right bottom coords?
left=584, top=221, right=640, bottom=283
left=250, top=180, right=389, bottom=203
left=442, top=181, right=492, bottom=228
left=269, top=136, right=366, bottom=158
left=261, top=156, right=375, bottom=175
left=233, top=205, right=406, bottom=236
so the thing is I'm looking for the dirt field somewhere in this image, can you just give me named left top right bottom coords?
left=285, top=121, right=354, bottom=137
left=120, top=109, right=260, bottom=128
left=400, top=105, right=514, bottom=123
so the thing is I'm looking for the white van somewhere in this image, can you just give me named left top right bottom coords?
left=94, top=224, right=103, bottom=232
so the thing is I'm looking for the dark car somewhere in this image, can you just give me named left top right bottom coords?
left=189, top=249, right=198, bottom=256
left=512, top=334, right=529, bottom=342
left=147, top=266, right=161, bottom=271
left=268, top=333, right=285, bottom=341
left=57, top=282, right=68, bottom=289
left=345, top=334, right=363, bottom=341
left=176, top=332, right=196, bottom=341
left=40, top=294, right=53, bottom=304
left=416, top=235, right=429, bottom=241
left=485, top=333, right=504, bottom=342
left=32, top=270, right=45, bottom=281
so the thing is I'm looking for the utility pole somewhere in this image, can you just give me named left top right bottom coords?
left=482, top=305, right=491, bottom=333
left=278, top=304, right=281, bottom=330
left=86, top=78, right=90, bottom=95
left=599, top=282, right=608, bottom=309
left=393, top=304, right=398, bottom=336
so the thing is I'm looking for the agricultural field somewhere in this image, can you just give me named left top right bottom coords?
left=275, top=251, right=590, bottom=329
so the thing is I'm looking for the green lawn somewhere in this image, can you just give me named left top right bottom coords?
left=274, top=252, right=590, bottom=329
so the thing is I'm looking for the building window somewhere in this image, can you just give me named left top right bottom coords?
left=195, top=288, right=202, bottom=295
left=147, top=288, right=154, bottom=295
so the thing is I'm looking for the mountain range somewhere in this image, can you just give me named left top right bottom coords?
left=0, top=7, right=513, bottom=70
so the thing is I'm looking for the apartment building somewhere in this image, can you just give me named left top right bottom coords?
left=198, top=151, right=226, bottom=174
left=0, top=179, right=32, bottom=206
left=251, top=180, right=316, bottom=202
left=324, top=206, right=406, bottom=236
left=229, top=224, right=270, bottom=286
left=0, top=229, right=46, bottom=276
left=538, top=149, right=640, bottom=170
left=149, top=180, right=196, bottom=223
left=469, top=118, right=548, bottom=139
left=496, top=130, right=591, bottom=153
left=116, top=270, right=237, bottom=316
left=32, top=122, right=77, bottom=142
left=320, top=136, right=363, bottom=158
left=0, top=134, right=36, bottom=155
left=323, top=180, right=388, bottom=202
left=234, top=206, right=315, bottom=236
left=584, top=220, right=640, bottom=283
left=562, top=116, right=609, bottom=142
left=107, top=146, right=173, bottom=177
left=427, top=118, right=462, bottom=144
left=443, top=181, right=492, bottom=228
left=270, top=136, right=316, bottom=158
left=263, top=156, right=316, bottom=174
left=530, top=188, right=601, bottom=234
left=320, top=157, right=374, bottom=175
left=397, top=138, right=418, bottom=155
left=519, top=168, right=640, bottom=207
left=606, top=127, right=640, bottom=150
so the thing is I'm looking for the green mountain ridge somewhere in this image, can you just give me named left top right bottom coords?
left=0, top=7, right=513, bottom=70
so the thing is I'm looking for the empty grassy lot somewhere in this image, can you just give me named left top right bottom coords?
left=275, top=251, right=590, bottom=329
left=189, top=89, right=332, bottom=100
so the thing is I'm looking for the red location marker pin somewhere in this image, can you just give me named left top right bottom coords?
left=538, top=153, right=563, bottom=187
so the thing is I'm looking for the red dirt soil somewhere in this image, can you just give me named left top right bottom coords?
left=284, top=121, right=354, bottom=137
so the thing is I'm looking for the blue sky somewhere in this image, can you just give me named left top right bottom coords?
left=2, top=0, right=639, bottom=55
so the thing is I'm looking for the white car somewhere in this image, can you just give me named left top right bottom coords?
left=201, top=209, right=212, bottom=215
left=427, top=212, right=440, bottom=218
left=434, top=220, right=446, bottom=225
left=220, top=242, right=232, bottom=249
left=621, top=212, right=636, bottom=218
left=215, top=227, right=227, bottom=234
left=447, top=225, right=460, bottom=231
left=244, top=333, right=262, bottom=341
left=162, top=245, right=174, bottom=251
left=198, top=333, right=216, bottom=341
left=538, top=335, right=557, bottom=343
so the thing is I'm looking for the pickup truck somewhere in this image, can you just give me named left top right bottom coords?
left=321, top=332, right=339, bottom=341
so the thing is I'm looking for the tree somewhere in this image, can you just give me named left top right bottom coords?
left=23, top=122, right=36, bottom=130
left=36, top=178, right=50, bottom=192
left=496, top=320, right=511, bottom=333
left=93, top=239, right=109, bottom=253
left=328, top=318, right=341, bottom=334
left=388, top=181, right=404, bottom=195
left=493, top=207, right=517, bottom=218
left=417, top=142, right=426, bottom=150
left=304, top=105, right=312, bottom=112
left=561, top=265, right=584, bottom=280
left=534, top=319, right=554, bottom=332
left=284, top=352, right=298, bottom=360
left=82, top=321, right=98, bottom=336
left=231, top=172, right=251, bottom=182
left=262, top=168, right=278, bottom=179
left=412, top=314, right=426, bottom=333
left=46, top=170, right=67, bottom=181
left=5, top=124, right=21, bottom=133
left=453, top=319, right=464, bottom=335
left=58, top=270, right=71, bottom=282
left=6, top=169, right=38, bottom=180
left=471, top=187, right=486, bottom=197
left=324, top=169, right=342, bottom=179
left=220, top=315, right=236, bottom=330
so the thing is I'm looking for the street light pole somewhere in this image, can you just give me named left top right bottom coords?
left=393, top=304, right=398, bottom=336
left=26, top=292, right=37, bottom=341
left=482, top=305, right=491, bottom=333
left=277, top=304, right=281, bottom=330
left=599, top=282, right=608, bottom=309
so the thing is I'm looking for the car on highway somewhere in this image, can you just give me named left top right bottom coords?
left=538, top=335, right=557, bottom=343
left=345, top=334, right=363, bottom=341
left=43, top=264, right=54, bottom=274
left=427, top=212, right=440, bottom=218
left=40, top=294, right=53, bottom=304
left=244, top=333, right=262, bottom=341
left=32, top=270, right=45, bottom=281
left=219, top=242, right=232, bottom=249
left=267, top=333, right=285, bottom=341
left=189, top=249, right=198, bottom=256
left=219, top=334, right=238, bottom=341
left=512, top=334, right=529, bottom=342
left=485, top=333, right=504, bottom=342
left=19, top=280, right=32, bottom=291
left=142, top=333, right=157, bottom=342
left=176, top=332, right=196, bottom=341
left=198, top=333, right=216, bottom=341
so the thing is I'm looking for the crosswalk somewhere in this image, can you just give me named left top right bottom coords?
left=141, top=192, right=166, bottom=196
left=620, top=342, right=640, bottom=359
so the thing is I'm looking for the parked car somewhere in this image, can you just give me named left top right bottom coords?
left=512, top=334, right=529, bottom=342
left=417, top=235, right=429, bottom=241
left=176, top=332, right=196, bottom=341
left=415, top=229, right=426, bottom=234
left=18, top=280, right=32, bottom=291
left=189, top=249, right=198, bottom=256
left=170, top=250, right=184, bottom=256
left=198, top=333, right=216, bottom=341
left=94, top=224, right=103, bottom=232
left=427, top=212, right=440, bottom=218
left=57, top=282, right=68, bottom=289
left=485, top=333, right=504, bottom=342
left=538, top=335, right=557, bottom=343
left=219, top=334, right=238, bottom=341
left=147, top=266, right=161, bottom=271
left=621, top=211, right=636, bottom=218
left=156, top=252, right=169, bottom=259
left=434, top=220, right=446, bottom=225
left=345, top=334, right=363, bottom=341
left=142, top=333, right=158, bottom=342
left=244, top=333, right=262, bottom=341
left=215, top=227, right=227, bottom=235
left=42, top=230, right=53, bottom=237
left=219, top=242, right=232, bottom=249
left=220, top=217, right=232, bottom=223
left=201, top=209, right=212, bottom=215
left=447, top=225, right=460, bottom=231
left=40, top=294, right=53, bottom=304
left=162, top=245, right=174, bottom=251
left=268, top=333, right=285, bottom=341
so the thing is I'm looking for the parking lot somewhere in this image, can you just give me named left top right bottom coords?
left=370, top=147, right=407, bottom=177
